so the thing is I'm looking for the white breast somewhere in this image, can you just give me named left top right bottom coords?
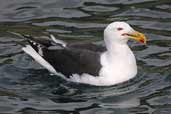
left=99, top=44, right=137, bottom=85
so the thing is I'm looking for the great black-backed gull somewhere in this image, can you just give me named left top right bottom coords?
left=21, top=22, right=146, bottom=86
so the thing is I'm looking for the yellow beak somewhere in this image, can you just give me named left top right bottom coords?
left=124, top=31, right=147, bottom=44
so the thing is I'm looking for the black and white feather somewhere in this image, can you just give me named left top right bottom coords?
left=22, top=34, right=105, bottom=79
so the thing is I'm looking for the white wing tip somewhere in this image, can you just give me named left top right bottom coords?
left=50, top=34, right=67, bottom=47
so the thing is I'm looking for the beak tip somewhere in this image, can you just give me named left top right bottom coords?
left=140, top=38, right=147, bottom=44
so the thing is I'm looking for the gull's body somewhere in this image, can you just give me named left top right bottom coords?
left=21, top=22, right=146, bottom=86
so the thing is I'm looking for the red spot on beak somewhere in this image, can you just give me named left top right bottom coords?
left=140, top=38, right=144, bottom=43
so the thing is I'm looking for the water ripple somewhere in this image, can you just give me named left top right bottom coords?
left=0, top=0, right=170, bottom=113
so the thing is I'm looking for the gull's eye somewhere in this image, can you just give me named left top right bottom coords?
left=117, top=27, right=123, bottom=31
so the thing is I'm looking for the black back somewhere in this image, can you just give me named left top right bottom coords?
left=23, top=35, right=106, bottom=77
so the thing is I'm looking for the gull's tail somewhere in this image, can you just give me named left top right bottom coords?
left=10, top=32, right=67, bottom=79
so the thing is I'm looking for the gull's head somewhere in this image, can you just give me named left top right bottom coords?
left=104, top=22, right=146, bottom=45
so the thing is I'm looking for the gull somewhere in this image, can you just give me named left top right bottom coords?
left=21, top=22, right=147, bottom=86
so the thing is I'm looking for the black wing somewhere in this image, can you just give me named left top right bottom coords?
left=23, top=35, right=106, bottom=77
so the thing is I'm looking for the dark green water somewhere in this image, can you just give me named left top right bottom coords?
left=0, top=0, right=171, bottom=114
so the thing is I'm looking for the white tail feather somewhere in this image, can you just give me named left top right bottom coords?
left=50, top=34, right=67, bottom=47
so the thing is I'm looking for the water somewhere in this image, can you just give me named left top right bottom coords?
left=0, top=0, right=171, bottom=113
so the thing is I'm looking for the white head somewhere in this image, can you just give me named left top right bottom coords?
left=104, top=22, right=146, bottom=45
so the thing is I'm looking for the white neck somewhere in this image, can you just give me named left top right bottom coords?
left=106, top=42, right=127, bottom=54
